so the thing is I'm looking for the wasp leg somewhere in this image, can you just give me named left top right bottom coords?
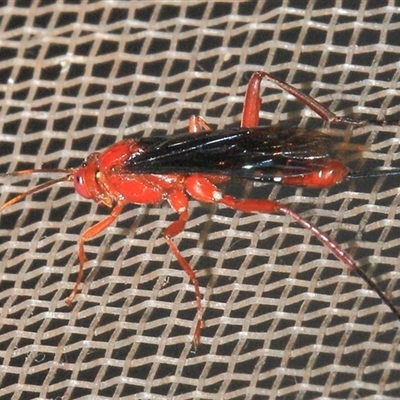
left=189, top=115, right=213, bottom=133
left=65, top=201, right=126, bottom=305
left=185, top=175, right=400, bottom=323
left=164, top=190, right=204, bottom=348
left=242, top=71, right=366, bottom=127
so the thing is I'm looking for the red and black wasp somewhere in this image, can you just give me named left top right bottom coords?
left=1, top=71, right=399, bottom=346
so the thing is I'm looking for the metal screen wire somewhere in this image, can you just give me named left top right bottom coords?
left=0, top=1, right=400, bottom=399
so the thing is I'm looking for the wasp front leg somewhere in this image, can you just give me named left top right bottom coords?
left=65, top=201, right=126, bottom=305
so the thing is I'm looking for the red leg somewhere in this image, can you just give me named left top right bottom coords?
left=241, top=71, right=366, bottom=128
left=163, top=213, right=203, bottom=348
left=220, top=196, right=400, bottom=320
left=189, top=115, right=212, bottom=133
left=165, top=190, right=203, bottom=347
left=65, top=201, right=126, bottom=305
left=185, top=176, right=400, bottom=322
left=241, top=73, right=263, bottom=128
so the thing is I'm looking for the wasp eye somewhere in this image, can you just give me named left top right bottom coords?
left=73, top=169, right=91, bottom=199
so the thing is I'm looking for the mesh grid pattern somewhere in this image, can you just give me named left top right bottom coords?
left=1, top=1, right=400, bottom=399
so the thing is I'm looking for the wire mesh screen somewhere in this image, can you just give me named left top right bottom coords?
left=1, top=1, right=400, bottom=399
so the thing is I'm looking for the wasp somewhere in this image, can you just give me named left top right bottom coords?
left=1, top=71, right=399, bottom=346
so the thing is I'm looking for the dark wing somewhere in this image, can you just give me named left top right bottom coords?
left=123, top=127, right=342, bottom=181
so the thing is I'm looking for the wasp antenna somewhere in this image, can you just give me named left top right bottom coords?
left=0, top=174, right=74, bottom=213
left=0, top=168, right=74, bottom=178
